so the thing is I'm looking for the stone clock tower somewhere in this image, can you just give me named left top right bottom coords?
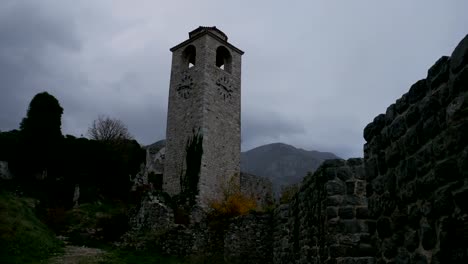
left=164, top=26, right=243, bottom=206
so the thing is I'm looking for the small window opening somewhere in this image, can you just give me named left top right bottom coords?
left=216, top=46, right=232, bottom=73
left=182, top=45, right=196, bottom=69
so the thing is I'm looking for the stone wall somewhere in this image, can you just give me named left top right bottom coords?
left=240, top=172, right=274, bottom=209
left=224, top=213, right=273, bottom=264
left=363, top=34, right=468, bottom=263
left=0, top=161, right=12, bottom=180
left=273, top=159, right=373, bottom=264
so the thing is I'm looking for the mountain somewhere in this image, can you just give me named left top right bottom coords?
left=144, top=140, right=339, bottom=197
left=240, top=143, right=339, bottom=196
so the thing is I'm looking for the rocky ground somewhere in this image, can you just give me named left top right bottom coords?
left=47, top=245, right=109, bottom=264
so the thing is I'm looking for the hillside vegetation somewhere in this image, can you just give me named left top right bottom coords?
left=0, top=191, right=63, bottom=264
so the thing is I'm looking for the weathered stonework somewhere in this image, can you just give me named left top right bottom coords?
left=164, top=27, right=243, bottom=206
left=364, top=34, right=468, bottom=263
left=273, top=159, right=373, bottom=264
left=131, top=140, right=166, bottom=191
left=0, top=161, right=12, bottom=180
left=240, top=172, right=274, bottom=209
left=224, top=212, right=273, bottom=264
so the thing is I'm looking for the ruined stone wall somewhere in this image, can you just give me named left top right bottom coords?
left=224, top=213, right=273, bottom=264
left=240, top=172, right=274, bottom=209
left=0, top=161, right=12, bottom=180
left=364, top=34, right=468, bottom=263
left=272, top=159, right=373, bottom=264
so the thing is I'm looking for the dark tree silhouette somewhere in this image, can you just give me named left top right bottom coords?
left=20, top=91, right=63, bottom=141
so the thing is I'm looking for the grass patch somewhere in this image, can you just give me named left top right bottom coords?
left=0, top=191, right=63, bottom=264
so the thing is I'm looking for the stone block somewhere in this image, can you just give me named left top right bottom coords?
left=434, top=157, right=460, bottom=182
left=338, top=167, right=353, bottom=182
left=355, top=180, right=366, bottom=196
left=347, top=158, right=363, bottom=167
left=376, top=217, right=392, bottom=239
left=325, top=167, right=338, bottom=180
left=453, top=65, right=468, bottom=93
left=420, top=221, right=436, bottom=250
left=407, top=79, right=429, bottom=104
left=385, top=144, right=401, bottom=169
left=450, top=34, right=468, bottom=73
left=364, top=157, right=378, bottom=181
left=363, top=114, right=386, bottom=142
left=389, top=115, right=407, bottom=141
left=402, top=126, right=420, bottom=155
left=405, top=105, right=421, bottom=128
left=356, top=206, right=369, bottom=219
left=327, top=195, right=344, bottom=206
left=329, top=244, right=353, bottom=258
left=327, top=206, right=339, bottom=219
left=358, top=243, right=376, bottom=257
left=427, top=56, right=450, bottom=89
left=385, top=104, right=397, bottom=125
left=346, top=181, right=356, bottom=195
left=339, top=207, right=355, bottom=219
left=327, top=180, right=346, bottom=196
left=344, top=195, right=367, bottom=206
left=395, top=93, right=409, bottom=114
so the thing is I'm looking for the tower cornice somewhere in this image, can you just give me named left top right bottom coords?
left=170, top=28, right=244, bottom=55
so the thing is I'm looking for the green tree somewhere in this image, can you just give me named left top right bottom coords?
left=20, top=91, right=63, bottom=141
left=14, top=92, right=64, bottom=185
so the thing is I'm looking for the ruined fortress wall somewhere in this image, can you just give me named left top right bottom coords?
left=240, top=172, right=274, bottom=209
left=272, top=159, right=372, bottom=264
left=363, top=35, right=468, bottom=263
left=224, top=213, right=273, bottom=264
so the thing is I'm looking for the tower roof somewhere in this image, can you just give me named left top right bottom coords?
left=170, top=26, right=244, bottom=55
left=189, top=26, right=228, bottom=41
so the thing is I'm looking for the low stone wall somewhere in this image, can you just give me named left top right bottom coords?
left=240, top=172, right=274, bottom=209
left=224, top=212, right=273, bottom=264
left=0, top=161, right=13, bottom=180
left=272, top=158, right=373, bottom=264
left=364, top=34, right=468, bottom=263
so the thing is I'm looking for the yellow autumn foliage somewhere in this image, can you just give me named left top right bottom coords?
left=208, top=175, right=257, bottom=218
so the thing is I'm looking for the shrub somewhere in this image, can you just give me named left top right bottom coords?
left=208, top=175, right=257, bottom=219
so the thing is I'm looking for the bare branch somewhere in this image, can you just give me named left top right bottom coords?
left=87, top=115, right=133, bottom=141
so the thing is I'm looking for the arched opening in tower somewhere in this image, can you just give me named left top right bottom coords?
left=216, top=46, right=232, bottom=73
left=183, top=45, right=196, bottom=68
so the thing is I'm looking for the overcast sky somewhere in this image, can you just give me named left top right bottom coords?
left=1, top=1, right=467, bottom=158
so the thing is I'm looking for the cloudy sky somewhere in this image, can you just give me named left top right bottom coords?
left=1, top=0, right=467, bottom=158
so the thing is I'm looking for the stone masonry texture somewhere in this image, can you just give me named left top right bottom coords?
left=139, top=33, right=468, bottom=263
left=164, top=27, right=243, bottom=206
left=363, top=34, right=468, bottom=263
left=272, top=158, right=373, bottom=264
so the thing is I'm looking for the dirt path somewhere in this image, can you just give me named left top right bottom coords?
left=47, top=245, right=110, bottom=264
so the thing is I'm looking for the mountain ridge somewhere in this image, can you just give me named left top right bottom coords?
left=240, top=142, right=340, bottom=195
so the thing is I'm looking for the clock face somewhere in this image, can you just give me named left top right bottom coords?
left=177, top=74, right=194, bottom=99
left=216, top=76, right=233, bottom=101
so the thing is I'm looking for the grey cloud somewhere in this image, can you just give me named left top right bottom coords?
left=0, top=1, right=81, bottom=131
left=1, top=0, right=468, bottom=160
